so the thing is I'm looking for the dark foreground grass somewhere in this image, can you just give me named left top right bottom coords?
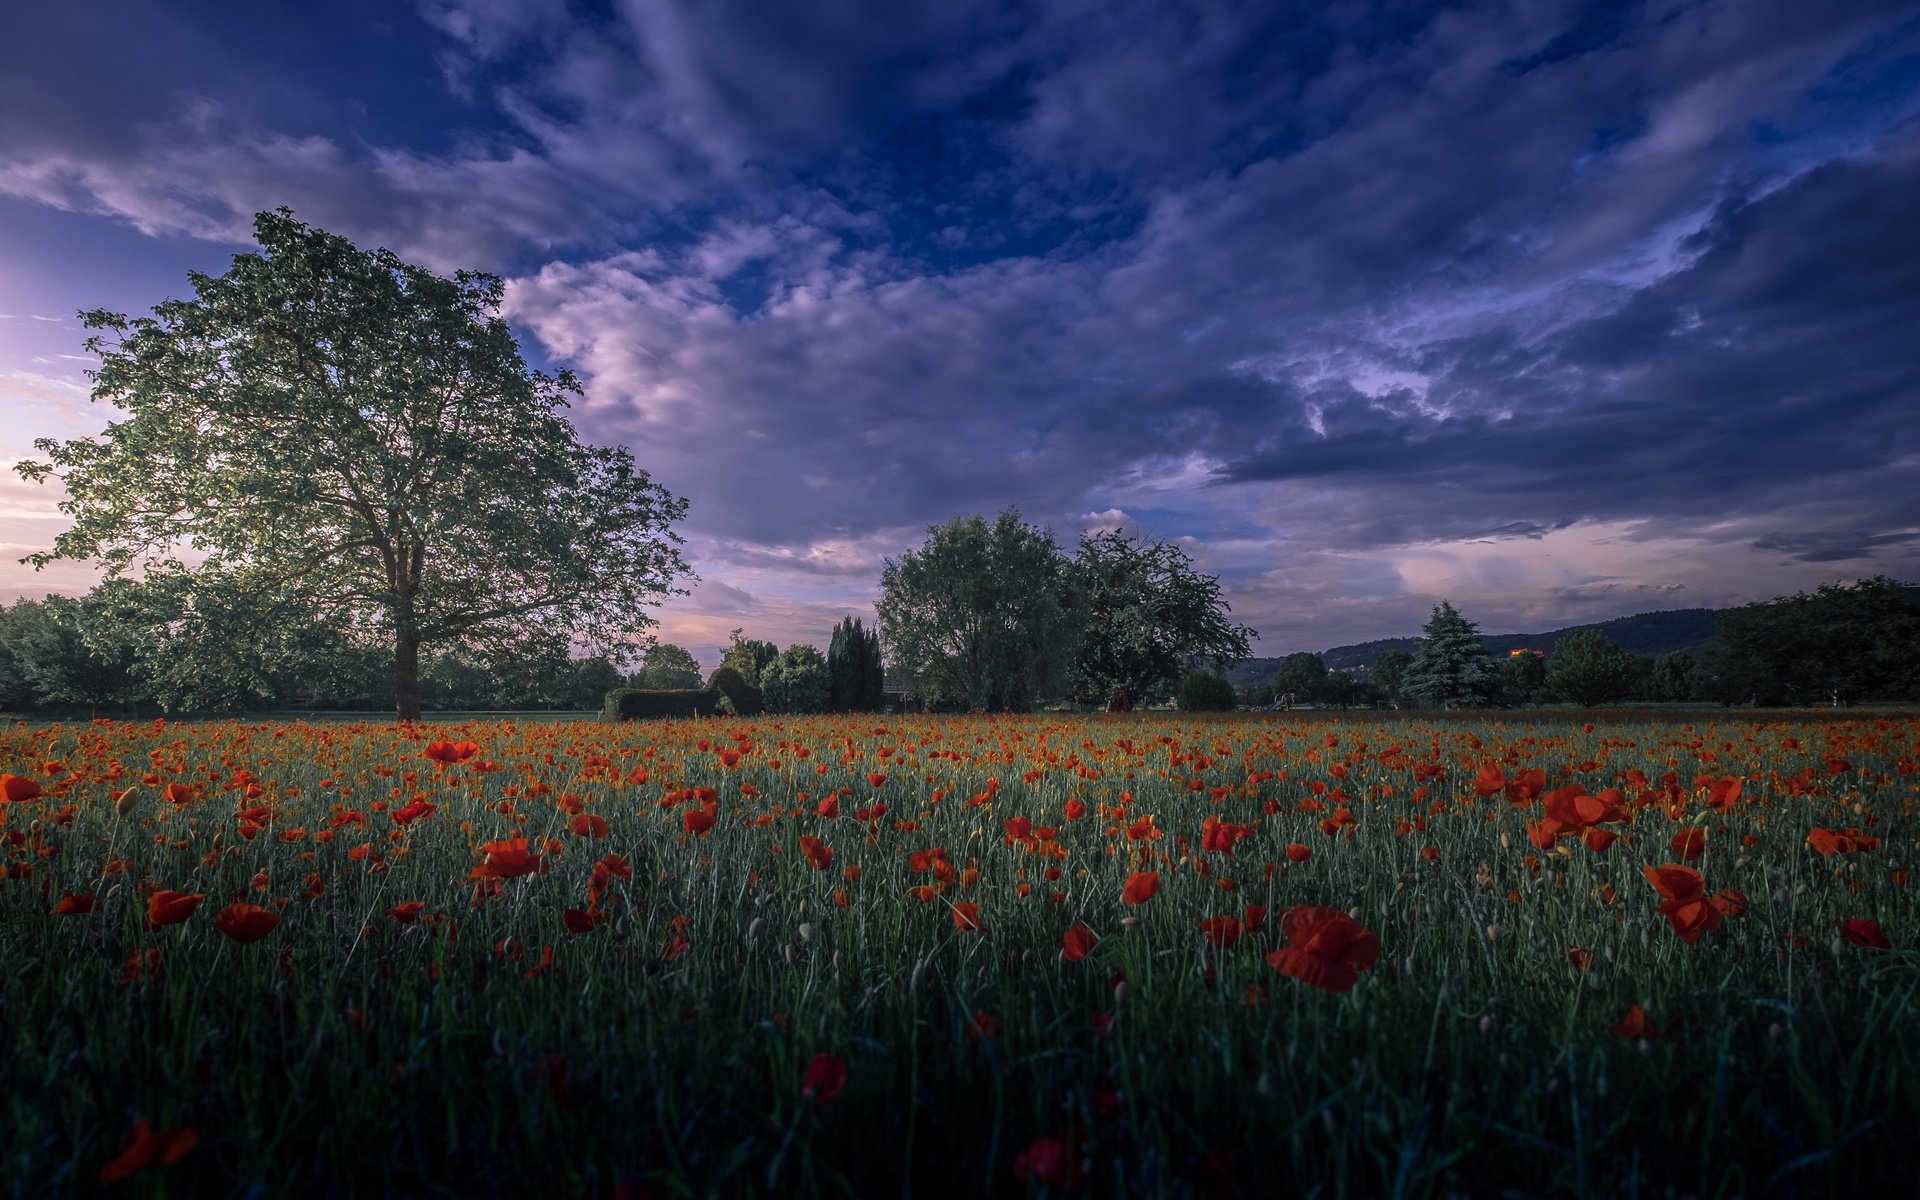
left=1, top=713, right=1914, bottom=1197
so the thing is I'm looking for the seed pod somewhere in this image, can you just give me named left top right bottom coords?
left=784, top=944, right=797, bottom=965
left=114, top=788, right=139, bottom=818
left=747, top=917, right=764, bottom=941
left=797, top=922, right=813, bottom=942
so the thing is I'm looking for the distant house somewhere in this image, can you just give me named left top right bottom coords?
left=1509, top=648, right=1545, bottom=659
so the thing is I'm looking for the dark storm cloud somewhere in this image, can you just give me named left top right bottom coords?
left=4, top=0, right=1919, bottom=650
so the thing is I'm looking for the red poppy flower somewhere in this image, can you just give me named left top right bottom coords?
left=801, top=1052, right=847, bottom=1104
left=1641, top=863, right=1720, bottom=944
left=1669, top=828, right=1707, bottom=861
left=390, top=798, right=435, bottom=826
left=1566, top=946, right=1595, bottom=971
left=388, top=902, right=426, bottom=924
left=562, top=907, right=597, bottom=935
left=1061, top=923, right=1097, bottom=962
left=54, top=893, right=98, bottom=915
left=1284, top=843, right=1312, bottom=863
left=1198, top=915, right=1243, bottom=949
left=97, top=1118, right=197, bottom=1183
left=1264, top=906, right=1380, bottom=994
left=1839, top=918, right=1891, bottom=950
left=471, top=837, right=546, bottom=879
left=866, top=772, right=888, bottom=788
left=1808, top=827, right=1880, bottom=855
left=0, top=774, right=41, bottom=804
left=1122, top=871, right=1160, bottom=905
left=1242, top=905, right=1268, bottom=933
left=1012, top=1135, right=1085, bottom=1188
left=424, top=739, right=480, bottom=765
left=145, top=890, right=203, bottom=929
left=952, top=902, right=984, bottom=933
left=682, top=806, right=717, bottom=837
left=214, top=903, right=281, bottom=943
left=1606, top=1003, right=1666, bottom=1041
left=569, top=812, right=609, bottom=839
left=162, top=783, right=194, bottom=805
left=799, top=835, right=834, bottom=871
left=964, top=1011, right=1002, bottom=1042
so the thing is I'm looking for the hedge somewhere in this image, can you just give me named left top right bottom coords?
left=600, top=688, right=723, bottom=721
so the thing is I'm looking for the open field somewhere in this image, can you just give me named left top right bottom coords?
left=2, top=712, right=1914, bottom=1197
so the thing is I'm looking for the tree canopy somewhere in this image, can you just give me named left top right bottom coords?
left=1401, top=602, right=1503, bottom=708
left=1546, top=629, right=1637, bottom=707
left=1705, top=576, right=1919, bottom=705
left=877, top=509, right=1081, bottom=712
left=636, top=641, right=704, bottom=690
left=15, top=210, right=690, bottom=720
left=1069, top=529, right=1254, bottom=706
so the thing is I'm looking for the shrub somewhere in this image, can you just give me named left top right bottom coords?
left=1177, top=669, right=1238, bottom=712
left=761, top=645, right=830, bottom=714
left=600, top=687, right=722, bottom=721
left=705, top=667, right=763, bottom=716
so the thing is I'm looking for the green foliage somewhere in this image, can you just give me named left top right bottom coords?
left=1402, top=602, right=1503, bottom=708
left=827, top=616, right=885, bottom=712
left=636, top=641, right=704, bottom=690
left=706, top=666, right=763, bottom=716
left=0, top=599, right=52, bottom=712
left=1068, top=529, right=1254, bottom=706
left=760, top=644, right=830, bottom=714
left=1, top=593, right=148, bottom=714
left=1706, top=576, right=1920, bottom=705
left=720, top=631, right=780, bottom=687
left=1268, top=652, right=1328, bottom=703
left=1500, top=650, right=1551, bottom=706
left=1366, top=648, right=1414, bottom=701
left=14, top=209, right=689, bottom=720
left=600, top=686, right=722, bottom=720
left=877, top=508, right=1082, bottom=711
left=1546, top=630, right=1639, bottom=707
left=1176, top=668, right=1238, bottom=711
left=1650, top=650, right=1698, bottom=701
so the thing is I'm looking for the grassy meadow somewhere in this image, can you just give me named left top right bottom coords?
left=1, top=711, right=1914, bottom=1197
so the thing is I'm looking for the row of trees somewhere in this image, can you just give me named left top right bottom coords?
left=666, top=617, right=888, bottom=715
left=0, top=593, right=636, bottom=714
left=875, top=510, right=1254, bottom=712
left=1253, top=578, right=1919, bottom=710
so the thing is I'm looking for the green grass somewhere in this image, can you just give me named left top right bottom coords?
left=2, top=712, right=1914, bottom=1197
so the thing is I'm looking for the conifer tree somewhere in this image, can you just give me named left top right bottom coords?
left=1402, top=601, right=1503, bottom=708
left=828, top=616, right=885, bottom=711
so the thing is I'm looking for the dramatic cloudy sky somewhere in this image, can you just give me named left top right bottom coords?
left=3, top=0, right=1917, bottom=666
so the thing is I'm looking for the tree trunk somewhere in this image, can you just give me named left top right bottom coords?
left=394, top=630, right=423, bottom=722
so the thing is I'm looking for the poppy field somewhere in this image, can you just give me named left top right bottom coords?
left=2, top=712, right=1915, bottom=1197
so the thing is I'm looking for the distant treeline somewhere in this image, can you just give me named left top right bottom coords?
left=1237, top=577, right=1919, bottom=709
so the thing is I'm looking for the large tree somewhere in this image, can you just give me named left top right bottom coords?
left=877, top=509, right=1081, bottom=712
left=1401, top=601, right=1503, bottom=708
left=720, top=630, right=781, bottom=686
left=1546, top=629, right=1637, bottom=707
left=1707, top=576, right=1920, bottom=705
left=636, top=641, right=704, bottom=690
left=761, top=644, right=831, bottom=714
left=15, top=210, right=690, bottom=720
left=1069, top=529, right=1255, bottom=706
left=1268, top=652, right=1328, bottom=704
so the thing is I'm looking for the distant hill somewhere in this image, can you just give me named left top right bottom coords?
left=1228, top=606, right=1721, bottom=684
